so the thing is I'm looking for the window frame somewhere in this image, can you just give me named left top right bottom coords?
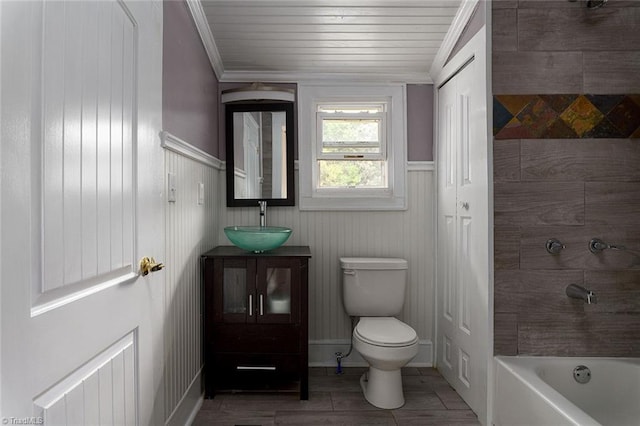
left=298, top=84, right=407, bottom=211
left=316, top=104, right=387, bottom=162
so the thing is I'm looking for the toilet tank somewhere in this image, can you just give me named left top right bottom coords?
left=340, top=257, right=408, bottom=317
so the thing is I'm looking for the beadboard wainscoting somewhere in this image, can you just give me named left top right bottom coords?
left=162, top=134, right=221, bottom=425
left=219, top=164, right=436, bottom=366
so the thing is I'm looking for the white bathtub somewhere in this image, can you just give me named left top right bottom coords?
left=494, top=356, right=640, bottom=426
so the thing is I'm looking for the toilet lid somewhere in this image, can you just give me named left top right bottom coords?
left=354, top=317, right=418, bottom=347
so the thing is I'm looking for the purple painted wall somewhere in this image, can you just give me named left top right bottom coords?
left=218, top=83, right=433, bottom=162
left=407, top=84, right=434, bottom=161
left=163, top=1, right=219, bottom=157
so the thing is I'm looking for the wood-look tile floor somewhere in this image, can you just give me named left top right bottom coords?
left=193, top=367, right=480, bottom=425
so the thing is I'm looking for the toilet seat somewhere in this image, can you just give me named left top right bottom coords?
left=355, top=317, right=418, bottom=348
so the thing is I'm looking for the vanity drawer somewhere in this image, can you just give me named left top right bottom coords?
left=210, top=353, right=302, bottom=391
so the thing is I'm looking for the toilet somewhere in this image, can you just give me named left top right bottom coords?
left=340, top=257, right=419, bottom=409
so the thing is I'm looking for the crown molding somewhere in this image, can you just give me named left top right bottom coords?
left=429, top=0, right=480, bottom=79
left=220, top=70, right=433, bottom=84
left=186, top=0, right=225, bottom=80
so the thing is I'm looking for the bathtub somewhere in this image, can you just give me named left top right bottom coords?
left=494, top=356, right=640, bottom=426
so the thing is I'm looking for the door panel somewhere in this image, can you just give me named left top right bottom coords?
left=437, top=70, right=458, bottom=384
left=1, top=1, right=164, bottom=423
left=33, top=332, right=137, bottom=425
left=37, top=0, right=137, bottom=313
left=459, top=216, right=472, bottom=336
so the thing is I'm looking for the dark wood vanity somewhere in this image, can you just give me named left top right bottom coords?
left=202, top=245, right=311, bottom=399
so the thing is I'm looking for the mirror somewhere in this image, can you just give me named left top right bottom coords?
left=225, top=102, right=295, bottom=207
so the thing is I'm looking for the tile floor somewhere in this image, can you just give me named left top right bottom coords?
left=194, top=367, right=480, bottom=425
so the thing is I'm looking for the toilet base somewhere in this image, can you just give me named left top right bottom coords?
left=360, top=367, right=405, bottom=409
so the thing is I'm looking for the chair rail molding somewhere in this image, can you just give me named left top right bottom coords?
left=160, top=130, right=223, bottom=170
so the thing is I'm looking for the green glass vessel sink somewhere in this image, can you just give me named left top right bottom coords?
left=224, top=226, right=292, bottom=253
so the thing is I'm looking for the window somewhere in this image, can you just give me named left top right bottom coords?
left=316, top=104, right=386, bottom=189
left=298, top=84, right=407, bottom=210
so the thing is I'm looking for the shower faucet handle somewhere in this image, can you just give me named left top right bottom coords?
left=589, top=238, right=608, bottom=253
left=589, top=238, right=626, bottom=253
left=546, top=238, right=565, bottom=255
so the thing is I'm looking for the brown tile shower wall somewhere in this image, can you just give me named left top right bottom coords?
left=492, top=0, right=640, bottom=356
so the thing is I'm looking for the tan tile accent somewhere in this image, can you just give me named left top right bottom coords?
left=493, top=139, right=521, bottom=182
left=586, top=182, right=640, bottom=225
left=521, top=139, right=640, bottom=181
left=494, top=313, right=518, bottom=355
left=584, top=270, right=640, bottom=313
left=495, top=270, right=584, bottom=314
left=518, top=8, right=640, bottom=52
left=494, top=182, right=585, bottom=225
left=584, top=52, right=640, bottom=94
left=494, top=226, right=521, bottom=270
left=518, top=312, right=640, bottom=356
left=492, top=9, right=518, bottom=52
left=493, top=52, right=583, bottom=95
left=493, top=0, right=518, bottom=9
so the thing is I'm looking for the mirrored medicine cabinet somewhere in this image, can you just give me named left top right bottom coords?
left=225, top=102, right=295, bottom=207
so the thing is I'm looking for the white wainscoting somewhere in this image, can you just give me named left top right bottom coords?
left=220, top=166, right=436, bottom=366
left=33, top=332, right=137, bottom=426
left=162, top=135, right=220, bottom=424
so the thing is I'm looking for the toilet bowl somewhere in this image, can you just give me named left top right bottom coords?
left=353, top=317, right=418, bottom=409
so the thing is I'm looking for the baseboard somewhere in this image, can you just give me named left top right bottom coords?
left=308, top=339, right=433, bottom=368
left=165, top=367, right=204, bottom=426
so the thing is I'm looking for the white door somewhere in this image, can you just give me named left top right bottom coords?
left=1, top=1, right=165, bottom=424
left=435, top=29, right=490, bottom=424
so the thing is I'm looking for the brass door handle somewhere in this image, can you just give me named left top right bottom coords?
left=139, top=256, right=165, bottom=276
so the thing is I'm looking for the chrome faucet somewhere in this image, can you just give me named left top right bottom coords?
left=566, top=284, right=597, bottom=304
left=258, top=201, right=267, bottom=227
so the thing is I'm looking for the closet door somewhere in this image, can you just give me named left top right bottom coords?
left=436, top=29, right=490, bottom=424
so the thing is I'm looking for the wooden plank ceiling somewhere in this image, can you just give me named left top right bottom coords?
left=200, top=0, right=463, bottom=81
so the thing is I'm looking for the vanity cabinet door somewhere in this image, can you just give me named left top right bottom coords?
left=256, top=257, right=301, bottom=324
left=211, top=257, right=256, bottom=324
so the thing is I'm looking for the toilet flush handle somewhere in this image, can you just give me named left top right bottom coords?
left=343, top=269, right=356, bottom=276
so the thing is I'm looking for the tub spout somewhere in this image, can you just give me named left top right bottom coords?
left=566, top=283, right=597, bottom=304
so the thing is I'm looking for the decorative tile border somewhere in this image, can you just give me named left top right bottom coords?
left=494, top=94, right=640, bottom=139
